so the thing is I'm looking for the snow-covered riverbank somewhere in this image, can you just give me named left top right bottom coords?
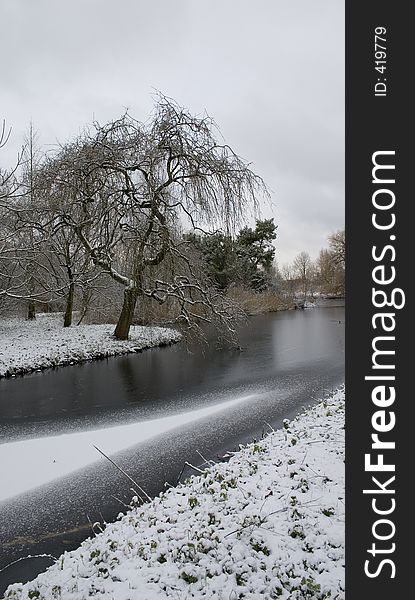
left=0, top=315, right=181, bottom=378
left=4, top=387, right=345, bottom=600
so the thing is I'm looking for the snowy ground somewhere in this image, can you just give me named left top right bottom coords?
left=4, top=387, right=345, bottom=600
left=0, top=315, right=181, bottom=378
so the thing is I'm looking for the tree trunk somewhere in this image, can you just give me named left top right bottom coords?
left=114, top=288, right=139, bottom=340
left=77, top=276, right=91, bottom=325
left=27, top=300, right=36, bottom=320
left=63, top=282, right=75, bottom=327
left=303, top=279, right=308, bottom=304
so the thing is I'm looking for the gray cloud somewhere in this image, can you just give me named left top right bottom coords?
left=0, top=0, right=344, bottom=264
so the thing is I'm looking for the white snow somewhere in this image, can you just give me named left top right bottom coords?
left=0, top=393, right=258, bottom=502
left=303, top=301, right=316, bottom=309
left=0, top=314, right=181, bottom=378
left=4, top=387, right=345, bottom=600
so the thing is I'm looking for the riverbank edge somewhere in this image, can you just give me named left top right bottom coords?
left=228, top=290, right=345, bottom=316
left=0, top=315, right=182, bottom=379
left=4, top=387, right=345, bottom=600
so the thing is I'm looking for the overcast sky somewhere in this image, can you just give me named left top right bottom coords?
left=1, top=0, right=344, bottom=266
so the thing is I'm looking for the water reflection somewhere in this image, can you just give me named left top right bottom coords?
left=0, top=306, right=344, bottom=439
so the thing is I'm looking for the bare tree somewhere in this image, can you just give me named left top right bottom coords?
left=0, top=120, right=22, bottom=204
left=312, top=230, right=345, bottom=297
left=279, top=263, right=296, bottom=301
left=45, top=95, right=268, bottom=340
left=328, top=229, right=345, bottom=267
left=3, top=124, right=67, bottom=318
left=18, top=163, right=103, bottom=326
left=0, top=120, right=26, bottom=312
left=1, top=122, right=95, bottom=321
left=21, top=123, right=41, bottom=319
left=327, top=229, right=345, bottom=296
left=293, top=251, right=313, bottom=303
left=316, top=248, right=335, bottom=294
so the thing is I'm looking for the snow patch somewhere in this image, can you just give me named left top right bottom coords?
left=0, top=393, right=258, bottom=502
left=0, top=314, right=181, bottom=378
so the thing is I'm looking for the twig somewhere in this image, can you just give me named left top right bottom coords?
left=176, top=460, right=206, bottom=484
left=196, top=449, right=215, bottom=467
left=111, top=495, right=130, bottom=509
left=184, top=460, right=206, bottom=474
left=93, top=444, right=151, bottom=501
left=130, top=487, right=145, bottom=504
left=86, top=514, right=95, bottom=535
left=176, top=462, right=186, bottom=485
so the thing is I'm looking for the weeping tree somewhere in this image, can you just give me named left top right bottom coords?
left=46, top=95, right=268, bottom=340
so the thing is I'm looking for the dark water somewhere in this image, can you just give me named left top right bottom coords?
left=0, top=305, right=344, bottom=593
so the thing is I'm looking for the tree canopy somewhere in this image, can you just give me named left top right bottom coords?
left=28, top=95, right=269, bottom=339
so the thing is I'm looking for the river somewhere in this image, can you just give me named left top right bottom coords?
left=0, top=304, right=344, bottom=592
